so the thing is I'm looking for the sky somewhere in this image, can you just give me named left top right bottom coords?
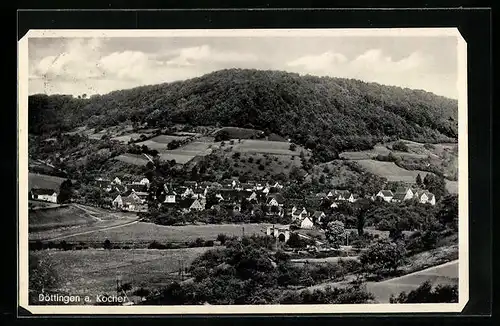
left=28, top=35, right=458, bottom=99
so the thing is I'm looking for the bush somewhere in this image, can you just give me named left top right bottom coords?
left=216, top=233, right=228, bottom=245
left=360, top=240, right=406, bottom=275
left=103, top=239, right=112, bottom=250
left=392, top=141, right=409, bottom=152
left=390, top=281, right=458, bottom=303
left=149, top=241, right=168, bottom=249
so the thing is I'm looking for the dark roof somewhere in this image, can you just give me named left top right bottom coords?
left=184, top=181, right=198, bottom=187
left=31, top=188, right=57, bottom=196
left=129, top=184, right=147, bottom=192
left=267, top=193, right=285, bottom=204
left=379, top=190, right=394, bottom=197
left=179, top=198, right=197, bottom=209
left=392, top=193, right=406, bottom=201
left=395, top=187, right=411, bottom=194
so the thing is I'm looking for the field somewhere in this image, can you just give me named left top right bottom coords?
left=231, top=139, right=300, bottom=156
left=354, top=160, right=432, bottom=183
left=59, top=222, right=283, bottom=245
left=29, top=204, right=139, bottom=241
left=29, top=205, right=98, bottom=232
left=28, top=173, right=67, bottom=190
left=216, top=126, right=264, bottom=139
left=31, top=247, right=215, bottom=299
left=139, top=134, right=188, bottom=145
left=113, top=153, right=149, bottom=166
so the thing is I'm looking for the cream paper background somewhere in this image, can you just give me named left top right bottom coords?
left=17, top=28, right=468, bottom=315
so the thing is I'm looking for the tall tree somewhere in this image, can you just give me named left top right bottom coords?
left=57, top=179, right=73, bottom=204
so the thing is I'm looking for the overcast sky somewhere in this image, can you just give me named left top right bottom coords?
left=28, top=35, right=458, bottom=99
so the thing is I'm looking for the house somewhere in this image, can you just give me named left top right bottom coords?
left=312, top=211, right=326, bottom=225
left=113, top=194, right=146, bottom=212
left=262, top=186, right=271, bottom=195
left=30, top=188, right=58, bottom=203
left=112, top=194, right=123, bottom=209
left=330, top=202, right=338, bottom=209
left=112, top=177, right=122, bottom=185
left=270, top=182, right=284, bottom=190
left=163, top=192, right=177, bottom=204
left=247, top=191, right=259, bottom=202
left=392, top=187, right=414, bottom=202
left=94, top=178, right=112, bottom=190
left=334, top=190, right=351, bottom=201
left=179, top=198, right=205, bottom=213
left=415, top=190, right=436, bottom=205
left=184, top=181, right=198, bottom=189
left=131, top=190, right=149, bottom=203
left=129, top=183, right=148, bottom=193
left=300, top=216, right=314, bottom=229
left=266, top=193, right=285, bottom=207
left=138, top=178, right=150, bottom=186
left=177, top=187, right=195, bottom=198
left=376, top=190, right=394, bottom=203
left=241, top=183, right=255, bottom=192
left=292, top=207, right=308, bottom=221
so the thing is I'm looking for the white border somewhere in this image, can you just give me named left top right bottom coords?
left=18, top=28, right=468, bottom=315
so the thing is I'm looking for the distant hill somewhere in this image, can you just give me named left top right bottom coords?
left=28, top=69, right=458, bottom=160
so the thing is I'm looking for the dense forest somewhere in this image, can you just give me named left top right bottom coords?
left=29, top=69, right=458, bottom=155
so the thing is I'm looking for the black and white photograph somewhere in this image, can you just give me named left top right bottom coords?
left=18, top=28, right=468, bottom=314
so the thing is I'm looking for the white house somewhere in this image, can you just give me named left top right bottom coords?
left=247, top=191, right=258, bottom=202
left=262, top=186, right=271, bottom=195
left=138, top=178, right=150, bottom=186
left=31, top=188, right=58, bottom=203
left=112, top=177, right=122, bottom=185
left=292, top=207, right=308, bottom=221
left=163, top=193, right=176, bottom=204
left=112, top=194, right=123, bottom=209
left=330, top=202, right=338, bottom=209
left=376, top=190, right=394, bottom=203
left=300, top=216, right=314, bottom=229
left=415, top=190, right=436, bottom=205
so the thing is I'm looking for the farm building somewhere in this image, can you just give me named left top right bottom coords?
left=30, top=188, right=58, bottom=203
left=291, top=207, right=308, bottom=221
left=376, top=190, right=394, bottom=202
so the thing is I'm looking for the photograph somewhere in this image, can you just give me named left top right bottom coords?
left=18, top=28, right=468, bottom=314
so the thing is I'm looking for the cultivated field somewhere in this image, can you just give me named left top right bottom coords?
left=59, top=222, right=283, bottom=245
left=231, top=139, right=300, bottom=156
left=31, top=247, right=215, bottom=299
left=113, top=153, right=149, bottom=166
left=354, top=160, right=432, bottom=183
left=28, top=173, right=67, bottom=190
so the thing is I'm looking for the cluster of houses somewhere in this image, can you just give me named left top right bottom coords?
left=374, top=187, right=436, bottom=205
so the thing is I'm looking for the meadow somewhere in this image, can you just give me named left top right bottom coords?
left=232, top=139, right=300, bottom=156
left=113, top=153, right=149, bottom=166
left=29, top=172, right=68, bottom=190
left=29, top=204, right=139, bottom=241
left=31, top=247, right=215, bottom=298
left=58, top=222, right=283, bottom=245
left=354, top=160, right=432, bottom=183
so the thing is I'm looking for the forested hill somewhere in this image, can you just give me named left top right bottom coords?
left=29, top=68, right=458, bottom=156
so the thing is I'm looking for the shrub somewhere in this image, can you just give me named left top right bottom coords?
left=149, top=241, right=168, bottom=249
left=390, top=281, right=458, bottom=303
left=360, top=240, right=406, bottom=275
left=216, top=233, right=228, bottom=245
left=103, top=239, right=112, bottom=250
left=392, top=141, right=409, bottom=152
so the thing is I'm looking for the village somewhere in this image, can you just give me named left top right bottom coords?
left=29, top=173, right=437, bottom=231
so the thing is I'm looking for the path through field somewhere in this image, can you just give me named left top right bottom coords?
left=46, top=219, right=140, bottom=242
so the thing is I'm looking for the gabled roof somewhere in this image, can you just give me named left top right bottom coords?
left=395, top=186, right=411, bottom=194
left=312, top=211, right=325, bottom=218
left=379, top=190, right=394, bottom=197
left=267, top=193, right=285, bottom=204
left=179, top=198, right=197, bottom=209
left=122, top=195, right=142, bottom=205
left=316, top=192, right=327, bottom=198
left=31, top=188, right=57, bottom=196
left=392, top=193, right=406, bottom=201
